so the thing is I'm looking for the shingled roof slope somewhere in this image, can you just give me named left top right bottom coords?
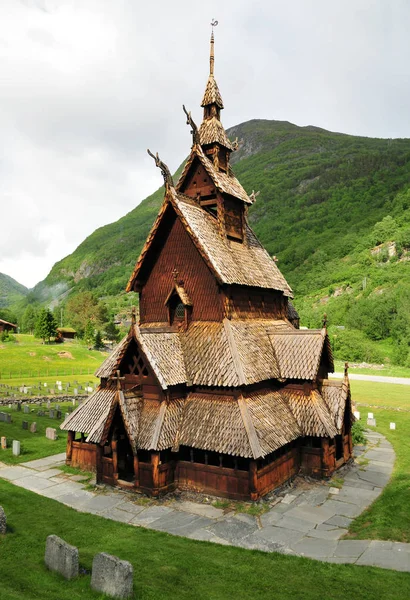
left=199, top=117, right=233, bottom=150
left=176, top=145, right=249, bottom=203
left=281, top=387, right=338, bottom=438
left=91, top=319, right=333, bottom=390
left=201, top=75, right=224, bottom=108
left=95, top=335, right=130, bottom=378
left=270, top=329, right=333, bottom=380
left=60, top=385, right=116, bottom=437
left=321, top=378, right=350, bottom=431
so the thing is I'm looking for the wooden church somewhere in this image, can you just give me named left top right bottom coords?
left=61, top=30, right=353, bottom=500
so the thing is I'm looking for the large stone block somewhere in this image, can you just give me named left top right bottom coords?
left=12, top=440, right=20, bottom=456
left=0, top=506, right=6, bottom=534
left=91, top=553, right=133, bottom=598
left=46, top=427, right=57, bottom=440
left=44, top=535, right=79, bottom=580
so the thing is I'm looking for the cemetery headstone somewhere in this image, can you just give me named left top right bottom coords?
left=30, top=422, right=37, bottom=433
left=46, top=427, right=57, bottom=441
left=56, top=404, right=60, bottom=410
left=6, top=414, right=11, bottom=424
left=22, top=421, right=28, bottom=430
left=23, top=405, right=29, bottom=414
left=390, top=422, right=396, bottom=430
left=368, top=412, right=374, bottom=419
left=56, top=410, right=62, bottom=420
left=64, top=413, right=69, bottom=420
left=12, top=440, right=20, bottom=456
left=47, top=400, right=51, bottom=409
left=367, top=417, right=376, bottom=427
left=91, top=553, right=133, bottom=599
left=0, top=412, right=5, bottom=422
left=1, top=437, right=6, bottom=450
left=44, top=535, right=79, bottom=580
left=50, top=389, right=55, bottom=395
left=17, top=402, right=21, bottom=411
left=49, top=410, right=55, bottom=419
left=0, top=506, right=6, bottom=534
left=353, top=410, right=360, bottom=420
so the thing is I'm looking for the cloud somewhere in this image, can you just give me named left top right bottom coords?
left=0, top=0, right=409, bottom=287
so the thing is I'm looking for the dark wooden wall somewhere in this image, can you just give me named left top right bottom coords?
left=179, top=160, right=216, bottom=199
left=226, top=287, right=287, bottom=320
left=140, top=216, right=224, bottom=323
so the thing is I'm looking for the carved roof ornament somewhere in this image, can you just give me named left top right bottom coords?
left=344, top=362, right=349, bottom=377
left=147, top=149, right=174, bottom=188
left=131, top=305, right=137, bottom=326
left=249, top=190, right=260, bottom=203
left=183, top=105, right=200, bottom=145
left=322, top=313, right=328, bottom=329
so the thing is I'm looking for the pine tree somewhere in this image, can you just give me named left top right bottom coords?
left=22, top=305, right=38, bottom=334
left=94, top=330, right=104, bottom=350
left=105, top=320, right=120, bottom=343
left=34, top=308, right=57, bottom=344
left=84, top=320, right=95, bottom=348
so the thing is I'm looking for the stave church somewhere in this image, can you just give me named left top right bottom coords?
left=61, top=29, right=353, bottom=500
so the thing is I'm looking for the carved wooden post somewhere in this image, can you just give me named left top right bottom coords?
left=151, top=451, right=160, bottom=496
left=249, top=460, right=258, bottom=501
left=66, top=431, right=74, bottom=464
left=134, top=452, right=139, bottom=487
left=96, top=445, right=103, bottom=484
left=112, top=440, right=119, bottom=483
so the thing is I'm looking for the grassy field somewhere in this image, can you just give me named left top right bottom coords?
left=0, top=403, right=73, bottom=464
left=0, top=334, right=107, bottom=380
left=0, top=479, right=409, bottom=600
left=350, top=380, right=410, bottom=410
left=334, top=360, right=410, bottom=379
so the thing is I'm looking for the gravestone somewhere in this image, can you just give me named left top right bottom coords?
left=91, top=553, right=133, bottom=599
left=390, top=422, right=396, bottom=430
left=5, top=414, right=11, bottom=424
left=0, top=506, right=6, bottom=534
left=49, top=410, right=55, bottom=419
left=47, top=400, right=51, bottom=409
left=368, top=412, right=374, bottom=419
left=12, top=440, right=20, bottom=456
left=56, top=410, right=62, bottom=420
left=353, top=411, right=360, bottom=420
left=17, top=403, right=21, bottom=411
left=56, top=404, right=60, bottom=410
left=73, top=394, right=77, bottom=401
left=23, top=405, right=29, bottom=414
left=22, top=421, right=28, bottom=430
left=30, top=422, right=37, bottom=433
left=367, top=417, right=376, bottom=427
left=37, top=410, right=44, bottom=417
left=44, top=535, right=79, bottom=580
left=0, top=412, right=5, bottom=422
left=46, top=427, right=57, bottom=441
left=1, top=437, right=6, bottom=450
left=8, top=404, right=12, bottom=409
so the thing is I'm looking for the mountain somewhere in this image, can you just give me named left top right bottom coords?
left=0, top=273, right=28, bottom=308
left=33, top=119, right=410, bottom=299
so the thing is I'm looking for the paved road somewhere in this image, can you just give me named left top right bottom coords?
left=332, top=373, right=410, bottom=385
left=1, top=432, right=409, bottom=572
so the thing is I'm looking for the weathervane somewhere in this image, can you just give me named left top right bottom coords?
left=211, top=19, right=218, bottom=30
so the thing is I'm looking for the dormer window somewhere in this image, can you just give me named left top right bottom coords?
left=165, top=277, right=193, bottom=327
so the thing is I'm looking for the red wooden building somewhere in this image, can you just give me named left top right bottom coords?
left=0, top=319, right=17, bottom=333
left=61, top=31, right=353, bottom=500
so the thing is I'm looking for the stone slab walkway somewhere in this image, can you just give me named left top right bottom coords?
left=1, top=434, right=409, bottom=572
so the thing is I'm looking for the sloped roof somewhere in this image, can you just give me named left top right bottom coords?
left=60, top=385, right=116, bottom=437
left=281, top=386, right=338, bottom=438
left=199, top=117, right=233, bottom=150
left=287, top=300, right=299, bottom=322
left=61, top=379, right=347, bottom=458
left=201, top=75, right=224, bottom=108
left=177, top=145, right=250, bottom=203
left=321, top=378, right=350, bottom=432
left=270, top=329, right=333, bottom=380
left=95, top=335, right=130, bottom=378
left=0, top=318, right=17, bottom=328
left=92, top=320, right=332, bottom=390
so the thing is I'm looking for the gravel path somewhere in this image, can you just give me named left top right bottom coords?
left=332, top=373, right=410, bottom=385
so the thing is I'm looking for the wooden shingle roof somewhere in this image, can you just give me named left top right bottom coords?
left=199, top=117, right=233, bottom=150
left=61, top=380, right=347, bottom=458
left=92, top=320, right=332, bottom=390
left=201, top=75, right=224, bottom=109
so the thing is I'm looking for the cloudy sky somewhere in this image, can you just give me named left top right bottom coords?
left=1, top=0, right=409, bottom=288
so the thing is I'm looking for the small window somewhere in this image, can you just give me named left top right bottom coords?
left=175, top=302, right=185, bottom=319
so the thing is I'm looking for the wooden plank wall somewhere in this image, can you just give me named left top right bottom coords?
left=71, top=441, right=97, bottom=472
left=176, top=461, right=250, bottom=500
left=227, top=288, right=287, bottom=320
left=140, top=217, right=224, bottom=323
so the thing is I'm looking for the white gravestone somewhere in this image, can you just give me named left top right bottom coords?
left=390, top=422, right=396, bottom=430
left=353, top=411, right=360, bottom=420
left=367, top=418, right=376, bottom=427
left=12, top=440, right=20, bottom=456
left=368, top=412, right=373, bottom=419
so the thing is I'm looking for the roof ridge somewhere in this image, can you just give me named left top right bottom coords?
left=223, top=319, right=246, bottom=386
left=237, top=395, right=264, bottom=459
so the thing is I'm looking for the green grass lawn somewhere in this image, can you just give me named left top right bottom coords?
left=350, top=380, right=410, bottom=410
left=334, top=360, right=410, bottom=378
left=0, top=334, right=107, bottom=380
left=0, top=403, right=72, bottom=464
left=347, top=408, right=410, bottom=543
left=0, top=479, right=409, bottom=600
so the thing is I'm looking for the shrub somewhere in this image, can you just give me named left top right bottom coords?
left=352, top=420, right=367, bottom=445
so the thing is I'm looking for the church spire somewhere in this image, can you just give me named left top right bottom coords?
left=210, top=26, right=215, bottom=76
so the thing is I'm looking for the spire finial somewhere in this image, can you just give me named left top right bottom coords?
left=210, top=19, right=218, bottom=76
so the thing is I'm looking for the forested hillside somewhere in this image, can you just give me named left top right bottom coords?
left=21, top=120, right=410, bottom=365
left=0, top=273, right=28, bottom=308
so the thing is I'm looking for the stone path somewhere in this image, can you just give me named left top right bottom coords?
left=1, top=432, right=409, bottom=572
